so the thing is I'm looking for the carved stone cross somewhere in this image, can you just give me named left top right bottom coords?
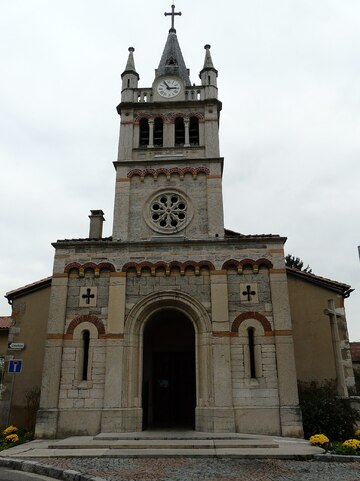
left=242, top=285, right=256, bottom=301
left=82, top=288, right=95, bottom=305
left=324, top=299, right=348, bottom=397
left=164, top=4, right=182, bottom=31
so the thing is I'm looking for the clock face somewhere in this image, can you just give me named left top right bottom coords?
left=157, top=79, right=181, bottom=98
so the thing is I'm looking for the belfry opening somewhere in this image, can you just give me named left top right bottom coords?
left=142, top=309, right=196, bottom=429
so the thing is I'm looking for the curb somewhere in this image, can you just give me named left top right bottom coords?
left=314, top=453, right=360, bottom=463
left=0, top=457, right=108, bottom=481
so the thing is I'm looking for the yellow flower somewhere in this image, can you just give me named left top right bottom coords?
left=355, top=429, right=360, bottom=437
left=2, top=426, right=18, bottom=435
left=5, top=434, right=19, bottom=443
left=309, top=434, right=330, bottom=446
left=343, top=439, right=360, bottom=450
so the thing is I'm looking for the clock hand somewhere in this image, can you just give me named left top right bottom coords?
left=163, top=81, right=171, bottom=89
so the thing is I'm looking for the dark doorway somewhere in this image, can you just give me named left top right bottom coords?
left=142, top=310, right=196, bottom=429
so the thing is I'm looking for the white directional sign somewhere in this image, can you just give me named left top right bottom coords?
left=8, top=342, right=25, bottom=351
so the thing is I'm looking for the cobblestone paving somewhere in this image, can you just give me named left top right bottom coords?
left=31, top=458, right=360, bottom=481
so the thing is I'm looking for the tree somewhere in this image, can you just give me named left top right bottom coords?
left=285, top=254, right=312, bottom=273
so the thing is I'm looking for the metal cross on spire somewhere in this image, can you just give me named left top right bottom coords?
left=164, top=4, right=182, bottom=32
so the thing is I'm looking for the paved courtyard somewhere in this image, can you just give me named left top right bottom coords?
left=30, top=457, right=360, bottom=481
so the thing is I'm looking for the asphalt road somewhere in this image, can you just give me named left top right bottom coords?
left=0, top=468, right=56, bottom=481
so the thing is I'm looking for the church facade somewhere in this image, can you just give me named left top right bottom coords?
left=7, top=9, right=351, bottom=438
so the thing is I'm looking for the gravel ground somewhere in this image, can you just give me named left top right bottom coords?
left=30, top=457, right=360, bottom=481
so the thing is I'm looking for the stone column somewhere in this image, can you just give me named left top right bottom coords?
left=35, top=274, right=68, bottom=438
left=148, top=119, right=154, bottom=148
left=184, top=118, right=190, bottom=147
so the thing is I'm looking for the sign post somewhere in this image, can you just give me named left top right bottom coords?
left=6, top=359, right=23, bottom=426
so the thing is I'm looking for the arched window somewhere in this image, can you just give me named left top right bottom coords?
left=189, top=116, right=199, bottom=145
left=154, top=117, right=163, bottom=146
left=175, top=117, right=185, bottom=146
left=139, top=118, right=149, bottom=146
left=248, top=327, right=256, bottom=379
left=82, top=330, right=90, bottom=381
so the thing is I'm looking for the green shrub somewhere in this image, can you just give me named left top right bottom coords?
left=298, top=381, right=359, bottom=441
left=329, top=441, right=359, bottom=455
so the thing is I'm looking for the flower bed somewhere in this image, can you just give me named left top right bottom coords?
left=0, top=426, right=33, bottom=451
left=309, top=431, right=360, bottom=456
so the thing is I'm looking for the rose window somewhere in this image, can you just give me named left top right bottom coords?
left=149, top=192, right=188, bottom=232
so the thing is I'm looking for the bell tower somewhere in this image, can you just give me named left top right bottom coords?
left=112, top=6, right=224, bottom=242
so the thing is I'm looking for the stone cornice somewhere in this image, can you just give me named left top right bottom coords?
left=113, top=156, right=224, bottom=169
left=52, top=235, right=285, bottom=250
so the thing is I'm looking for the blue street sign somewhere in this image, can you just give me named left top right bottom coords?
left=8, top=359, right=23, bottom=374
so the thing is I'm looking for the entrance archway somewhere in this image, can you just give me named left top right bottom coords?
left=142, top=309, right=195, bottom=429
left=123, top=290, right=214, bottom=432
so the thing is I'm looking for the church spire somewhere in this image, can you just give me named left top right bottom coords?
left=199, top=44, right=218, bottom=88
left=121, top=47, right=139, bottom=80
left=155, top=4, right=191, bottom=86
left=121, top=47, right=139, bottom=98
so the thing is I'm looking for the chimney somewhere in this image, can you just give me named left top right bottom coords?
left=88, top=210, right=105, bottom=239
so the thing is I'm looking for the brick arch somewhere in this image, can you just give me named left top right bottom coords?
left=183, top=260, right=197, bottom=269
left=198, top=260, right=215, bottom=270
left=134, top=113, right=152, bottom=123
left=169, top=261, right=182, bottom=272
left=190, top=112, right=205, bottom=121
left=195, top=166, right=210, bottom=176
left=127, top=169, right=144, bottom=179
left=231, top=312, right=272, bottom=334
left=222, top=259, right=239, bottom=270
left=122, top=262, right=138, bottom=272
left=154, top=261, right=167, bottom=271
left=64, top=262, right=81, bottom=274
left=82, top=262, right=98, bottom=271
left=255, top=258, right=273, bottom=269
left=180, top=166, right=193, bottom=175
left=66, top=314, right=105, bottom=338
left=156, top=168, right=169, bottom=178
left=144, top=168, right=156, bottom=177
left=64, top=262, right=116, bottom=276
left=239, top=258, right=256, bottom=268
left=97, top=262, right=116, bottom=272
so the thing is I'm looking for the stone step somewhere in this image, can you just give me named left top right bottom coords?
left=0, top=433, right=324, bottom=459
left=48, top=438, right=279, bottom=450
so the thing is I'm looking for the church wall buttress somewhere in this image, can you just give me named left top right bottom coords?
left=207, top=176, right=224, bottom=238
left=210, top=272, right=229, bottom=331
left=269, top=269, right=304, bottom=437
left=118, top=115, right=135, bottom=161
left=107, top=273, right=126, bottom=333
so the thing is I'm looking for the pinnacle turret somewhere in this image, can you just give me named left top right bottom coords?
left=121, top=47, right=139, bottom=96
left=199, top=44, right=218, bottom=88
left=121, top=47, right=139, bottom=80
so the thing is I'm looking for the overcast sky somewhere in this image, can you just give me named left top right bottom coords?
left=1, top=1, right=359, bottom=340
